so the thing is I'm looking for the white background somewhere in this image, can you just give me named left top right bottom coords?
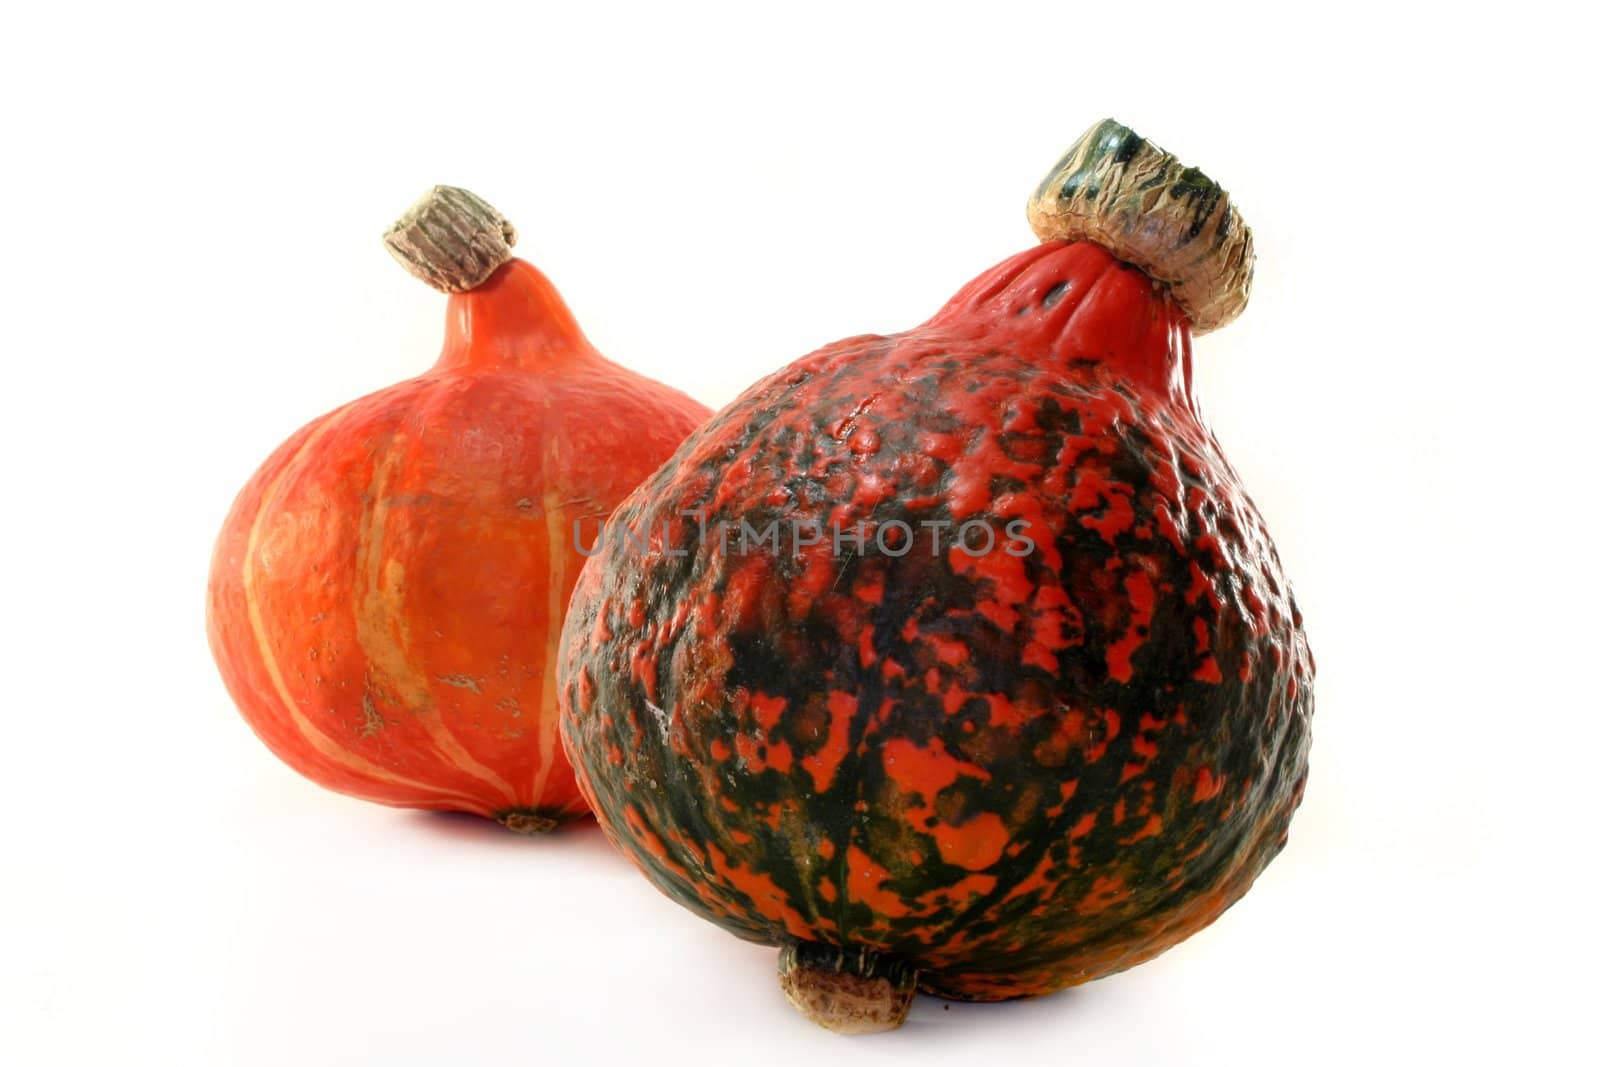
left=2, top=2, right=1594, bottom=1064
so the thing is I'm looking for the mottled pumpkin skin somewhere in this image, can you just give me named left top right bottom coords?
left=209, top=260, right=709, bottom=825
left=559, top=240, right=1311, bottom=997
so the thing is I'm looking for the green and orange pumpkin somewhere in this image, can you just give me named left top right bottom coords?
left=558, top=120, right=1312, bottom=1030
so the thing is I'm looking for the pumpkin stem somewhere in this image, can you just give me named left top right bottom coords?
left=385, top=186, right=519, bottom=294
left=1027, top=118, right=1254, bottom=335
left=497, top=809, right=560, bottom=835
left=777, top=943, right=917, bottom=1035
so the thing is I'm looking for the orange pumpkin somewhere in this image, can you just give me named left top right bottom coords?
left=207, top=187, right=709, bottom=831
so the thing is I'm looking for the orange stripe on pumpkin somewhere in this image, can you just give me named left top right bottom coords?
left=241, top=416, right=489, bottom=812
left=352, top=442, right=518, bottom=807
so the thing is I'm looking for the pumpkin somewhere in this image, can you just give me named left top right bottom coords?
left=208, top=186, right=709, bottom=832
left=558, top=120, right=1312, bottom=1028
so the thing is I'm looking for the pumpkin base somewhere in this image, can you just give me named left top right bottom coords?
left=777, top=943, right=917, bottom=1035
left=496, top=808, right=561, bottom=835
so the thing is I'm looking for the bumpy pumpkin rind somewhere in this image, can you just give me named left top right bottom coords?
left=559, top=240, right=1311, bottom=999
